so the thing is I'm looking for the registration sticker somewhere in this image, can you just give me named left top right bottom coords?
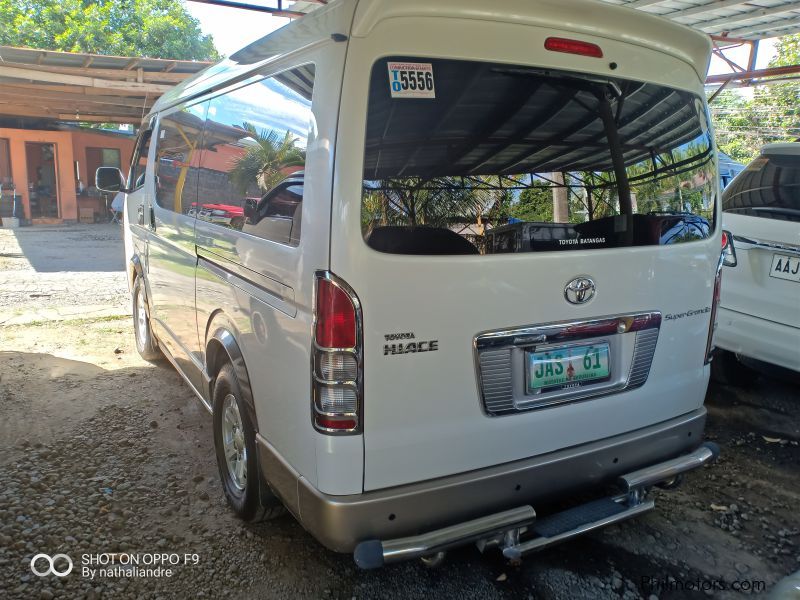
left=387, top=62, right=435, bottom=98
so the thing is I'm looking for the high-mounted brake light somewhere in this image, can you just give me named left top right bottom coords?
left=312, top=272, right=362, bottom=434
left=545, top=37, right=604, bottom=58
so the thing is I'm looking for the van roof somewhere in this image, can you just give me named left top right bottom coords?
left=151, top=0, right=710, bottom=117
left=761, top=142, right=800, bottom=156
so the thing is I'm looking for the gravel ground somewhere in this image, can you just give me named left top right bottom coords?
left=0, top=225, right=128, bottom=324
left=0, top=224, right=798, bottom=599
left=0, top=317, right=798, bottom=600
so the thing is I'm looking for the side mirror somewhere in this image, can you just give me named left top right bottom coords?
left=244, top=197, right=258, bottom=222
left=96, top=167, right=127, bottom=194
left=721, top=230, right=737, bottom=267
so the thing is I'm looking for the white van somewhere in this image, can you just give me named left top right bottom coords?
left=715, top=142, right=800, bottom=378
left=97, top=0, right=724, bottom=568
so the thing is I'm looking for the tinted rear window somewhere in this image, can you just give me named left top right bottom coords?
left=722, top=151, right=800, bottom=222
left=361, top=58, right=715, bottom=255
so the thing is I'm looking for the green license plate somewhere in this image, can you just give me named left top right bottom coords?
left=527, top=343, right=610, bottom=391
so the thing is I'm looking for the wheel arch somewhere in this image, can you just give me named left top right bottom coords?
left=205, top=314, right=258, bottom=433
left=129, top=254, right=143, bottom=290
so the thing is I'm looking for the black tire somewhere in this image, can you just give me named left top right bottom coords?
left=212, top=363, right=284, bottom=521
left=710, top=349, right=751, bottom=387
left=132, top=276, right=162, bottom=361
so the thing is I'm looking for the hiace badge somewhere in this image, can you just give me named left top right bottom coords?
left=387, top=62, right=435, bottom=98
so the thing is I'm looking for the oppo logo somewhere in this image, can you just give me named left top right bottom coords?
left=30, top=553, right=74, bottom=577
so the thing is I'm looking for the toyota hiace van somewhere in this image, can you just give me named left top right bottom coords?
left=97, top=0, right=724, bottom=568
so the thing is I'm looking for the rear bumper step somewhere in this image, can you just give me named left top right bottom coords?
left=353, top=442, right=718, bottom=568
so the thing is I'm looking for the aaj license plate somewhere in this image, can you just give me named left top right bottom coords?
left=769, top=253, right=800, bottom=283
left=527, top=343, right=611, bottom=391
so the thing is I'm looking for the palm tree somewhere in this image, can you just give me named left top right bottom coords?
left=228, top=123, right=305, bottom=195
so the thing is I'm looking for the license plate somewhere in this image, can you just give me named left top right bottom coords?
left=527, top=343, right=610, bottom=391
left=770, top=253, right=800, bottom=283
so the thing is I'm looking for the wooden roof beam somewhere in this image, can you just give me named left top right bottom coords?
left=0, top=65, right=172, bottom=93
left=0, top=91, right=153, bottom=110
left=0, top=82, right=153, bottom=98
left=0, top=61, right=195, bottom=83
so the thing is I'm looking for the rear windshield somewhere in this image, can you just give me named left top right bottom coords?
left=722, top=152, right=800, bottom=222
left=361, top=58, right=716, bottom=255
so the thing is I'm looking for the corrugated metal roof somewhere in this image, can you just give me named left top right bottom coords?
left=290, top=0, right=800, bottom=40
left=0, top=46, right=209, bottom=75
left=600, top=0, right=800, bottom=40
left=0, top=46, right=211, bottom=123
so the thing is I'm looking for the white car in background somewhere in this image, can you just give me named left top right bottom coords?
left=714, top=142, right=800, bottom=381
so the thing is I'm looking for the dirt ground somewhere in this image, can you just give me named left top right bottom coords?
left=0, top=316, right=798, bottom=600
left=0, top=225, right=799, bottom=599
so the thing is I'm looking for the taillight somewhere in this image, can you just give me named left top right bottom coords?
left=721, top=229, right=737, bottom=267
left=544, top=37, right=603, bottom=58
left=312, top=272, right=362, bottom=434
left=705, top=260, right=724, bottom=364
left=706, top=231, right=737, bottom=363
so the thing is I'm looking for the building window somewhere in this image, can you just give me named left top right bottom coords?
left=86, top=147, right=122, bottom=190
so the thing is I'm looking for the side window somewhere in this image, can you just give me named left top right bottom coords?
left=243, top=182, right=303, bottom=245
left=154, top=102, right=208, bottom=214
left=127, top=123, right=154, bottom=191
left=197, top=64, right=314, bottom=245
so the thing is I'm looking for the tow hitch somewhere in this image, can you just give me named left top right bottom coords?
left=353, top=442, right=719, bottom=569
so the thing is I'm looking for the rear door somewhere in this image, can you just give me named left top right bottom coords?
left=721, top=150, right=800, bottom=328
left=333, top=22, right=721, bottom=491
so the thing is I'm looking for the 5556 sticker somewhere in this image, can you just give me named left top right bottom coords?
left=387, top=62, right=435, bottom=98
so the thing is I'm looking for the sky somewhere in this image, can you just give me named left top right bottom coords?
left=186, top=2, right=778, bottom=77
left=186, top=2, right=289, bottom=58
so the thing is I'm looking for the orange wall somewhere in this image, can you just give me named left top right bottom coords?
left=71, top=130, right=135, bottom=187
left=0, top=128, right=77, bottom=221
left=0, top=127, right=135, bottom=221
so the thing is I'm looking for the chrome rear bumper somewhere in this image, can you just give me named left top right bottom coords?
left=353, top=442, right=719, bottom=569
left=256, top=409, right=708, bottom=555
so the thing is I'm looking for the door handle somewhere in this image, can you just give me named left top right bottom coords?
left=149, top=206, right=156, bottom=230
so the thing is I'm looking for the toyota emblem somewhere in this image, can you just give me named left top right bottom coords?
left=564, top=277, right=596, bottom=305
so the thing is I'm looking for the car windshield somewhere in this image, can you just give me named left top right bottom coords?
left=722, top=151, right=800, bottom=222
left=360, top=58, right=716, bottom=255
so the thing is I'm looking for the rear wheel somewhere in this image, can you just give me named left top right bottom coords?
left=132, top=277, right=162, bottom=361
left=212, top=363, right=284, bottom=521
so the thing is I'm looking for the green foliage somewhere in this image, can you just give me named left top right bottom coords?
left=0, top=0, right=219, bottom=60
left=507, top=181, right=553, bottom=222
left=362, top=177, right=485, bottom=229
left=228, top=124, right=305, bottom=195
left=710, top=35, right=799, bottom=163
left=771, top=33, right=800, bottom=67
